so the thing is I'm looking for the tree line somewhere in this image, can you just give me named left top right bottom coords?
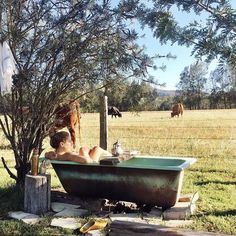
left=79, top=60, right=236, bottom=112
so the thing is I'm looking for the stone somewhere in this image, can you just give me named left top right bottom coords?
left=8, top=211, right=41, bottom=224
left=86, top=230, right=106, bottom=236
left=145, top=207, right=162, bottom=217
left=50, top=217, right=81, bottom=229
left=163, top=202, right=196, bottom=220
left=54, top=208, right=88, bottom=217
left=142, top=207, right=162, bottom=224
left=51, top=202, right=80, bottom=212
left=109, top=213, right=146, bottom=223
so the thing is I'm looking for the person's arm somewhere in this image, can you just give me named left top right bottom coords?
left=45, top=150, right=94, bottom=163
left=59, top=152, right=94, bottom=164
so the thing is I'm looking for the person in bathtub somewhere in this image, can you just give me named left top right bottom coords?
left=45, top=131, right=110, bottom=163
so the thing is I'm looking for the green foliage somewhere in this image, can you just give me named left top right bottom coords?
left=79, top=79, right=169, bottom=112
left=208, top=62, right=236, bottom=108
left=136, top=0, right=236, bottom=66
left=176, top=61, right=208, bottom=109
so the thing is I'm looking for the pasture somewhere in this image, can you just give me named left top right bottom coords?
left=0, top=109, right=236, bottom=235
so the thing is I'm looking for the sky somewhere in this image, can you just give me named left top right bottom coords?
left=133, top=1, right=236, bottom=90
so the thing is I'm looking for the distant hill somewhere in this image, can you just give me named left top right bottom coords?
left=157, top=89, right=176, bottom=97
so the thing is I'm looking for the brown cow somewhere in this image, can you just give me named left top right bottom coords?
left=49, top=100, right=81, bottom=147
left=16, top=100, right=81, bottom=147
left=171, top=103, right=184, bottom=117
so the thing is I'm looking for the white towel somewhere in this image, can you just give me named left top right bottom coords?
left=0, top=41, right=17, bottom=95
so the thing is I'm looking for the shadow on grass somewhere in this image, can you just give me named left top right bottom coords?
left=0, top=184, right=24, bottom=218
left=189, top=168, right=233, bottom=174
left=195, top=180, right=236, bottom=185
left=196, top=209, right=236, bottom=217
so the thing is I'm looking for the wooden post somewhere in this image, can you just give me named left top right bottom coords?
left=100, top=95, right=108, bottom=150
left=24, top=174, right=51, bottom=215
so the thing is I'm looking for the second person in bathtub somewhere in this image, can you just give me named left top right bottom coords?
left=45, top=131, right=110, bottom=163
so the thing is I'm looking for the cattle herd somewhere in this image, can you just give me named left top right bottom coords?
left=16, top=100, right=182, bottom=149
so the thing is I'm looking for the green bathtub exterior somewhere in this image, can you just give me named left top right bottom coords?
left=49, top=156, right=196, bottom=209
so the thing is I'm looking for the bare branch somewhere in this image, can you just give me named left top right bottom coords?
left=1, top=157, right=18, bottom=181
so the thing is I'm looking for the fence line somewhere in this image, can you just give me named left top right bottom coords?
left=111, top=136, right=236, bottom=141
left=108, top=126, right=236, bottom=129
left=84, top=125, right=236, bottom=129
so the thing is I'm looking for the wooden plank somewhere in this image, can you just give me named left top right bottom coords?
left=109, top=220, right=230, bottom=236
left=178, top=192, right=199, bottom=203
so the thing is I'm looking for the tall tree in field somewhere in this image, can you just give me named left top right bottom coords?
left=176, top=61, right=208, bottom=109
left=0, top=0, right=155, bottom=185
left=208, top=62, right=235, bottom=108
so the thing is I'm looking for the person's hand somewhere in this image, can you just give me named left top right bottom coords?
left=45, top=151, right=57, bottom=160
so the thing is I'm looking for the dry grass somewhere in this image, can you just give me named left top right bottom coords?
left=78, top=109, right=236, bottom=158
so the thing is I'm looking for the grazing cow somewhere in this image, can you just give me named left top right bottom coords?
left=108, top=106, right=122, bottom=118
left=171, top=103, right=184, bottom=117
left=49, top=100, right=81, bottom=147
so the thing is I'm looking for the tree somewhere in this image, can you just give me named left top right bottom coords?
left=208, top=62, right=235, bottom=108
left=140, top=1, right=236, bottom=65
left=0, top=0, right=156, bottom=185
left=176, top=61, right=208, bottom=109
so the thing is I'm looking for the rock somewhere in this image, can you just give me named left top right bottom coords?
left=51, top=202, right=80, bottom=212
left=50, top=217, right=81, bottom=229
left=163, top=202, right=196, bottom=220
left=109, top=213, right=146, bottom=223
left=144, top=207, right=162, bottom=217
left=142, top=207, right=162, bottom=224
left=86, top=230, right=106, bottom=236
left=8, top=211, right=41, bottom=224
left=54, top=208, right=88, bottom=217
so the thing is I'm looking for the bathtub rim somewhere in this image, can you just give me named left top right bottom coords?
left=41, top=155, right=196, bottom=172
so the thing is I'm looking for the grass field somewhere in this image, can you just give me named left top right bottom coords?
left=0, top=109, right=235, bottom=235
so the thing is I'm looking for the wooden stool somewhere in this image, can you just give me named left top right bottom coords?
left=24, top=174, right=51, bottom=215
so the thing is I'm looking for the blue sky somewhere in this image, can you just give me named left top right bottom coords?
left=134, top=1, right=236, bottom=90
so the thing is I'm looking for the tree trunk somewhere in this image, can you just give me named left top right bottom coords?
left=24, top=174, right=51, bottom=214
left=16, top=162, right=31, bottom=186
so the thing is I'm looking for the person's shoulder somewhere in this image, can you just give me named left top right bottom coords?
left=45, top=151, right=57, bottom=160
